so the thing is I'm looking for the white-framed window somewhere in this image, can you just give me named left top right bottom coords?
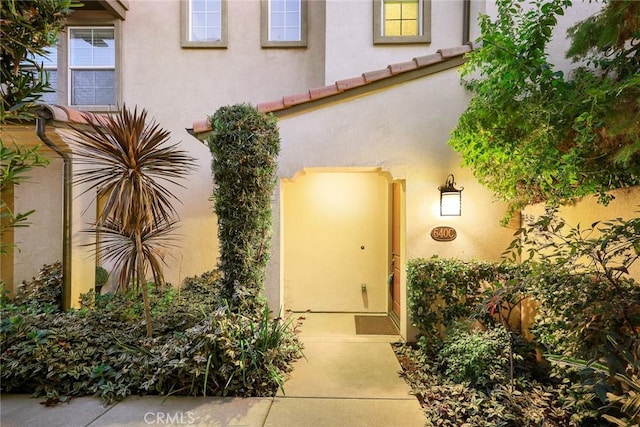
left=68, top=27, right=116, bottom=106
left=261, top=0, right=307, bottom=47
left=181, top=0, right=227, bottom=48
left=373, top=0, right=431, bottom=44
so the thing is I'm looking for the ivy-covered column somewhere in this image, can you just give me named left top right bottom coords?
left=207, top=104, right=280, bottom=313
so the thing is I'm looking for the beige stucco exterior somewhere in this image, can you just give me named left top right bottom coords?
left=523, top=187, right=640, bottom=282
left=3, top=0, right=632, bottom=340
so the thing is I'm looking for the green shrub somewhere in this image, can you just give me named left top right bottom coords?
left=407, top=257, right=530, bottom=348
left=207, top=104, right=280, bottom=313
left=528, top=265, right=640, bottom=360
left=506, top=207, right=640, bottom=424
left=95, top=266, right=109, bottom=286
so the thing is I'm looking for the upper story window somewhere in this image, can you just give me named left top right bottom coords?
left=181, top=0, right=228, bottom=48
left=373, top=0, right=431, bottom=44
left=261, top=0, right=307, bottom=47
left=68, top=27, right=116, bottom=106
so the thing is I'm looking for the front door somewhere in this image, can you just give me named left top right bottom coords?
left=283, top=171, right=390, bottom=312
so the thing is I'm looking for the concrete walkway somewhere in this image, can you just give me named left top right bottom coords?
left=0, top=313, right=425, bottom=427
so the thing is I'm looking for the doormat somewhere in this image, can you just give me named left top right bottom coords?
left=354, top=315, right=398, bottom=335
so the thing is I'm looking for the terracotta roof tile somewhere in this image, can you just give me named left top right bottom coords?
left=60, top=106, right=84, bottom=123
left=257, top=99, right=286, bottom=113
left=336, top=75, right=366, bottom=91
left=39, top=104, right=107, bottom=126
left=41, top=104, right=71, bottom=122
left=388, top=60, right=418, bottom=75
left=192, top=44, right=473, bottom=133
left=438, top=44, right=472, bottom=59
left=192, top=118, right=211, bottom=134
left=363, top=68, right=393, bottom=83
left=284, top=92, right=312, bottom=107
left=309, top=84, right=341, bottom=100
left=413, top=53, right=444, bottom=67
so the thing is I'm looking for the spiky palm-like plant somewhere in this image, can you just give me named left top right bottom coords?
left=69, top=106, right=195, bottom=337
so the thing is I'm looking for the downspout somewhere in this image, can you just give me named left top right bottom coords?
left=463, top=0, right=471, bottom=44
left=36, top=117, right=72, bottom=310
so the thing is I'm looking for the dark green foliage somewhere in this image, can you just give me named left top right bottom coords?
left=508, top=208, right=640, bottom=361
left=508, top=209, right=640, bottom=424
left=207, top=104, right=280, bottom=312
left=406, top=225, right=640, bottom=425
left=0, top=267, right=303, bottom=402
left=526, top=264, right=640, bottom=361
left=94, top=266, right=109, bottom=286
left=449, top=0, right=640, bottom=222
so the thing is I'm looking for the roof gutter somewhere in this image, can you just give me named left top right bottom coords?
left=36, top=117, right=72, bottom=310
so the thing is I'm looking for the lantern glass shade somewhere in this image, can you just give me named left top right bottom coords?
left=440, top=191, right=461, bottom=216
left=439, top=174, right=463, bottom=216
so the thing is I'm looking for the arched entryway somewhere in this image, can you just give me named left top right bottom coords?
left=281, top=168, right=403, bottom=320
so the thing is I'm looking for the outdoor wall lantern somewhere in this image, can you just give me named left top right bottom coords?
left=439, top=174, right=463, bottom=216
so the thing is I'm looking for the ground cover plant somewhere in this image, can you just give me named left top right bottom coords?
left=0, top=264, right=303, bottom=403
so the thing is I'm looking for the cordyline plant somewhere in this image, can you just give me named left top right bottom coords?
left=68, top=106, right=195, bottom=337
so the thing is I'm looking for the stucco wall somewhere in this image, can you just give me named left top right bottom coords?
left=8, top=0, right=611, bottom=318
left=12, top=148, right=63, bottom=287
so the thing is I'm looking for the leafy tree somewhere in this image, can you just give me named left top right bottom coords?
left=449, top=0, right=640, bottom=222
left=68, top=106, right=196, bottom=337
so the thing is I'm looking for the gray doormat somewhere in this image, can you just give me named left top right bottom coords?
left=354, top=315, right=398, bottom=335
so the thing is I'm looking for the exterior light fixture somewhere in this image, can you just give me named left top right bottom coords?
left=439, top=174, right=463, bottom=216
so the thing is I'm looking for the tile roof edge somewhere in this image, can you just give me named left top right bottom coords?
left=191, top=44, right=474, bottom=135
left=38, top=104, right=107, bottom=126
